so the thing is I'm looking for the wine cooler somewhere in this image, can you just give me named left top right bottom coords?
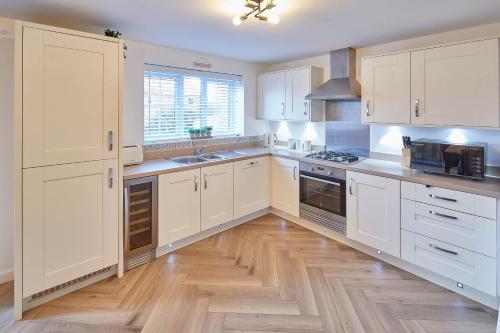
left=124, top=176, right=158, bottom=270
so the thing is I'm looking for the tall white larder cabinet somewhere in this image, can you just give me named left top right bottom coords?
left=17, top=22, right=122, bottom=307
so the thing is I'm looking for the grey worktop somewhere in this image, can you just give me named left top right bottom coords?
left=124, top=146, right=500, bottom=199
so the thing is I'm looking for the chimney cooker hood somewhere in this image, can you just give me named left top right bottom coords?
left=305, top=47, right=361, bottom=101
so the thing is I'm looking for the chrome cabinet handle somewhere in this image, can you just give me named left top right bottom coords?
left=108, top=168, right=113, bottom=188
left=304, top=101, right=308, bottom=116
left=365, top=100, right=370, bottom=117
left=293, top=166, right=297, bottom=181
left=429, top=194, right=457, bottom=202
left=281, top=102, right=285, bottom=116
left=429, top=210, right=458, bottom=220
left=204, top=173, right=208, bottom=189
left=415, top=99, right=420, bottom=118
left=349, top=178, right=353, bottom=195
left=249, top=161, right=259, bottom=166
left=108, top=130, right=113, bottom=151
left=429, top=243, right=458, bottom=256
left=194, top=176, right=198, bottom=192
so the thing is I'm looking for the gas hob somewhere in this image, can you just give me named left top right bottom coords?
left=305, top=151, right=361, bottom=164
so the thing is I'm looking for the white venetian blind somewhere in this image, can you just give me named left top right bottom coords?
left=144, top=65, right=243, bottom=143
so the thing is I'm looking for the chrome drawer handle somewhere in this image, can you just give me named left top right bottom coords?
left=429, top=243, right=458, bottom=256
left=415, top=99, right=420, bottom=118
left=365, top=100, right=370, bottom=117
left=428, top=210, right=458, bottom=220
left=293, top=166, right=297, bottom=180
left=108, top=168, right=113, bottom=188
left=349, top=179, right=353, bottom=195
left=204, top=173, right=208, bottom=189
left=108, top=130, right=113, bottom=151
left=194, top=176, right=198, bottom=192
left=429, top=194, right=457, bottom=202
left=249, top=161, right=259, bottom=166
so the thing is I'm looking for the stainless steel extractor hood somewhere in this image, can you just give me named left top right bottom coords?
left=305, top=47, right=361, bottom=101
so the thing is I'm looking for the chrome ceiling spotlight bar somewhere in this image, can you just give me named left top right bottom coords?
left=233, top=0, right=280, bottom=25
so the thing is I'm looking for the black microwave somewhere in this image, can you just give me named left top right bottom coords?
left=410, top=139, right=486, bottom=179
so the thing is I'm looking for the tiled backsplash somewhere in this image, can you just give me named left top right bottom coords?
left=142, top=135, right=266, bottom=153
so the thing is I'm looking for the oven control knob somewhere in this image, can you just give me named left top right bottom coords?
left=310, top=167, right=314, bottom=172
left=328, top=171, right=334, bottom=176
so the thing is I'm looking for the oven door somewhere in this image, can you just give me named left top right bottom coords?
left=299, top=173, right=346, bottom=234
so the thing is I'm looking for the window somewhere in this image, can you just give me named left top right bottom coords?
left=144, top=65, right=243, bottom=143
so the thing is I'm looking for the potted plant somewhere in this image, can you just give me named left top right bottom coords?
left=188, top=127, right=196, bottom=140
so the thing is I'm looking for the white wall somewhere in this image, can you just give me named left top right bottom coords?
left=265, top=22, right=500, bottom=158
left=0, top=17, right=15, bottom=282
left=124, top=40, right=269, bottom=145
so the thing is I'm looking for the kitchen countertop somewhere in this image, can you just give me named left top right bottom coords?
left=124, top=146, right=500, bottom=199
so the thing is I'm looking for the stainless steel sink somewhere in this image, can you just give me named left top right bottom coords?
left=201, top=154, right=224, bottom=160
left=169, top=156, right=207, bottom=164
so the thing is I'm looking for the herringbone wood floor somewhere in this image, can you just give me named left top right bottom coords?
left=2, top=214, right=498, bottom=332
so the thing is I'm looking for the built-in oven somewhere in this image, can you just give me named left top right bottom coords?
left=299, top=161, right=346, bottom=235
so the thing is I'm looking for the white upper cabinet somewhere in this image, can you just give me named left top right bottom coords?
left=234, top=157, right=270, bottom=219
left=271, top=157, right=299, bottom=217
left=23, top=159, right=118, bottom=296
left=201, top=163, right=234, bottom=231
left=361, top=52, right=411, bottom=124
left=23, top=27, right=119, bottom=168
left=158, top=169, right=201, bottom=247
left=259, top=66, right=324, bottom=122
left=346, top=171, right=401, bottom=257
left=361, top=38, right=500, bottom=127
left=259, top=71, right=286, bottom=120
left=411, top=39, right=499, bottom=127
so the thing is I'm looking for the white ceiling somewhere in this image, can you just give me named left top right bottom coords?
left=1, top=0, right=500, bottom=63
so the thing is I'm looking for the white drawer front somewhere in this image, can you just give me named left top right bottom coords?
left=475, top=254, right=496, bottom=296
left=475, top=216, right=496, bottom=258
left=415, top=184, right=474, bottom=214
left=415, top=234, right=475, bottom=287
left=414, top=202, right=475, bottom=252
left=401, top=229, right=416, bottom=263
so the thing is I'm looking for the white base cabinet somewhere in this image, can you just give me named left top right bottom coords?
left=271, top=157, right=299, bottom=217
left=23, top=160, right=118, bottom=297
left=158, top=169, right=201, bottom=247
left=400, top=181, right=497, bottom=296
left=346, top=171, right=401, bottom=257
left=201, top=163, right=234, bottom=231
left=234, top=157, right=270, bottom=219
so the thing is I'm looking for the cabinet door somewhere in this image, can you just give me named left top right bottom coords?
left=346, top=171, right=400, bottom=257
left=286, top=68, right=311, bottom=121
left=201, top=163, right=234, bottom=231
left=259, top=71, right=286, bottom=120
left=361, top=53, right=411, bottom=124
left=234, top=157, right=270, bottom=219
left=23, top=27, right=119, bottom=168
left=23, top=160, right=118, bottom=296
left=158, top=169, right=201, bottom=247
left=271, top=157, right=299, bottom=217
left=411, top=39, right=499, bottom=127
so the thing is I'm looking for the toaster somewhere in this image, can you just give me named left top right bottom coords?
left=123, top=145, right=144, bottom=165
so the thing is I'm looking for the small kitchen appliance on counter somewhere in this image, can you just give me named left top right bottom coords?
left=410, top=139, right=486, bottom=179
left=123, top=145, right=144, bottom=165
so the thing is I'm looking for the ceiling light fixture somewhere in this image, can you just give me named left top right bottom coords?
left=233, top=0, right=280, bottom=25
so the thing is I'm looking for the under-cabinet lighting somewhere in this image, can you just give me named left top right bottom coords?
left=457, top=282, right=464, bottom=289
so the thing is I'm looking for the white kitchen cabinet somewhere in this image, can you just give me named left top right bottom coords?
left=234, top=157, right=270, bottom=219
left=158, top=169, right=201, bottom=247
left=22, top=27, right=119, bottom=168
left=361, top=52, right=411, bottom=124
left=201, top=163, right=234, bottom=231
left=259, top=71, right=286, bottom=120
left=361, top=38, right=500, bottom=128
left=271, top=157, right=299, bottom=217
left=346, top=171, right=401, bottom=257
left=259, top=66, right=324, bottom=122
left=411, top=39, right=499, bottom=127
left=22, top=159, right=119, bottom=297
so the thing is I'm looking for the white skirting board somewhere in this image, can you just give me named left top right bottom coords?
left=156, top=208, right=270, bottom=258
left=270, top=208, right=499, bottom=310
left=0, top=268, right=13, bottom=284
